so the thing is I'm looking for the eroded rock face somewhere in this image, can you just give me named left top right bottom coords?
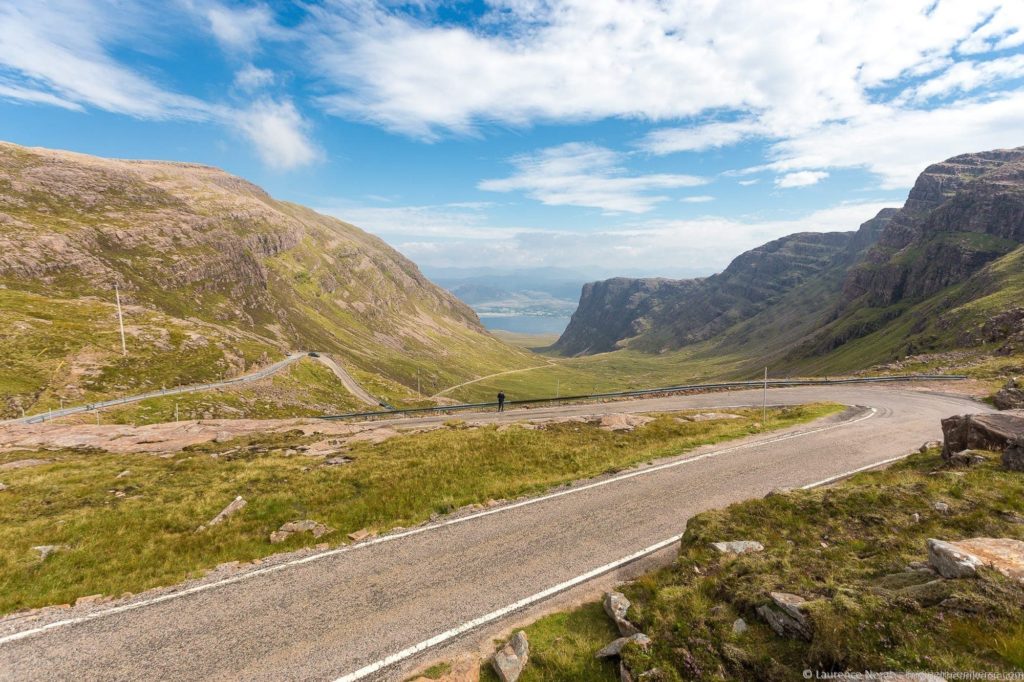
left=598, top=414, right=654, bottom=432
left=941, top=411, right=1024, bottom=459
left=930, top=537, right=1024, bottom=583
left=756, top=592, right=812, bottom=640
left=492, top=631, right=529, bottom=682
left=269, top=519, right=333, bottom=544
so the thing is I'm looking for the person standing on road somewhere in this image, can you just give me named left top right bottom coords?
left=497, top=390, right=506, bottom=412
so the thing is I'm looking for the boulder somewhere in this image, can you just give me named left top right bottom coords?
left=1003, top=436, right=1024, bottom=471
left=993, top=377, right=1024, bottom=410
left=711, top=540, right=764, bottom=555
left=756, top=592, right=812, bottom=640
left=927, top=538, right=983, bottom=578
left=270, top=519, right=333, bottom=544
left=941, top=411, right=1024, bottom=460
left=595, top=633, right=652, bottom=659
left=604, top=592, right=639, bottom=636
left=598, top=414, right=653, bottom=432
left=930, top=538, right=1024, bottom=583
left=492, top=631, right=529, bottom=682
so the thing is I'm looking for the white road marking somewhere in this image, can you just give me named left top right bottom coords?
left=800, top=452, right=913, bottom=489
left=0, top=404, right=876, bottom=648
left=333, top=533, right=684, bottom=682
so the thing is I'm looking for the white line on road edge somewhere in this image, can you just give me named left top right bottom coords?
left=0, top=405, right=877, bottom=648
left=333, top=533, right=684, bottom=682
left=800, top=452, right=913, bottom=489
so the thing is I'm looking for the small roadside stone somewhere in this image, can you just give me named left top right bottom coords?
left=604, top=592, right=639, bottom=636
left=347, top=528, right=376, bottom=542
left=492, top=631, right=529, bottom=682
left=764, top=487, right=793, bottom=498
left=711, top=540, right=764, bottom=555
left=270, top=519, right=333, bottom=544
left=919, top=440, right=941, bottom=453
left=596, top=633, right=652, bottom=659
left=946, top=450, right=987, bottom=467
left=732, top=618, right=748, bottom=635
left=74, top=594, right=106, bottom=607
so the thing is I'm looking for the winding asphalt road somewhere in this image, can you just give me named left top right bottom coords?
left=0, top=385, right=989, bottom=681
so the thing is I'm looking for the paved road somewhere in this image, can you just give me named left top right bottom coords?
left=314, top=355, right=381, bottom=407
left=0, top=385, right=989, bottom=681
left=6, top=352, right=384, bottom=425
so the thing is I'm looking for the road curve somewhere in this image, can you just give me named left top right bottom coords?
left=313, top=355, right=381, bottom=408
left=0, top=385, right=990, bottom=681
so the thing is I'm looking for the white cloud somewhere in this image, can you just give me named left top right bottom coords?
left=204, top=2, right=281, bottom=54
left=775, top=170, right=829, bottom=188
left=681, top=195, right=715, bottom=203
left=764, top=92, right=1024, bottom=188
left=738, top=179, right=760, bottom=186
left=479, top=143, right=707, bottom=213
left=348, top=199, right=896, bottom=276
left=236, top=99, right=320, bottom=170
left=234, top=64, right=275, bottom=92
left=308, top=0, right=1020, bottom=140
left=906, top=54, right=1024, bottom=102
left=639, top=120, right=765, bottom=154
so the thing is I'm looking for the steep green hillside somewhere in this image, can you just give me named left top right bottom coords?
left=0, top=141, right=533, bottom=418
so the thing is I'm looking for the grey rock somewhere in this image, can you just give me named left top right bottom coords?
left=711, top=540, right=764, bottom=555
left=596, top=633, right=652, bottom=659
left=492, top=631, right=529, bottom=682
left=325, top=456, right=353, bottom=466
left=270, top=519, right=333, bottom=544
left=933, top=501, right=950, bottom=513
left=911, top=512, right=921, bottom=523
left=619, top=660, right=635, bottom=682
left=1003, top=436, right=1024, bottom=471
left=732, top=618, right=748, bottom=635
left=946, top=450, right=987, bottom=467
left=0, top=458, right=50, bottom=471
left=756, top=592, right=812, bottom=640
left=919, top=440, right=942, bottom=453
left=204, top=496, right=246, bottom=528
left=764, top=487, right=793, bottom=498
left=993, top=377, right=1024, bottom=410
left=927, top=538, right=983, bottom=578
left=603, top=592, right=640, bottom=636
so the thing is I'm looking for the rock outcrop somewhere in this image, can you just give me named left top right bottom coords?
left=940, top=412, right=1024, bottom=459
left=994, top=377, right=1024, bottom=410
left=756, top=591, right=813, bottom=640
left=928, top=537, right=1024, bottom=582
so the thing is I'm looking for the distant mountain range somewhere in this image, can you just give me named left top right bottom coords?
left=555, top=147, right=1024, bottom=374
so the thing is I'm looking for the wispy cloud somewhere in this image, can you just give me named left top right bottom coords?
left=775, top=170, right=829, bottom=188
left=479, top=143, right=707, bottom=214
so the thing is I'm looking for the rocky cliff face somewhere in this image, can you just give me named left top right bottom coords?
left=556, top=146, right=1024, bottom=368
left=554, top=222, right=886, bottom=356
left=0, top=141, right=530, bottom=411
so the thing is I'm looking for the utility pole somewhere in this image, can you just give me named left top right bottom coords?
left=762, top=366, right=768, bottom=428
left=115, top=284, right=127, bottom=356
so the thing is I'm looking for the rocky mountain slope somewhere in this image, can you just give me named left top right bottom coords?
left=554, top=215, right=891, bottom=356
left=555, top=146, right=1024, bottom=373
left=0, top=141, right=532, bottom=418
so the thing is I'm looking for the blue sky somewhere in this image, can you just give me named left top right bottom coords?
left=2, top=1, right=1024, bottom=278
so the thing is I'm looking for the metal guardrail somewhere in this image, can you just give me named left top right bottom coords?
left=318, top=374, right=968, bottom=421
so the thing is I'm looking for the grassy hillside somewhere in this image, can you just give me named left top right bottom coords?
left=472, top=447, right=1024, bottom=681
left=0, top=141, right=535, bottom=418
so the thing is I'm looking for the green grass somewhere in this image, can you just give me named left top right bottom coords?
left=492, top=448, right=1024, bottom=680
left=0, top=404, right=840, bottom=614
